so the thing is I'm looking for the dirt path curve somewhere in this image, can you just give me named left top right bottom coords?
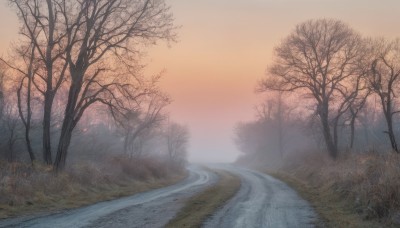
left=0, top=165, right=217, bottom=228
left=204, top=164, right=318, bottom=228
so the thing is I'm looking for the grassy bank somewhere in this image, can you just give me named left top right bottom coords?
left=0, top=156, right=186, bottom=219
left=267, top=152, right=400, bottom=228
left=166, top=169, right=241, bottom=228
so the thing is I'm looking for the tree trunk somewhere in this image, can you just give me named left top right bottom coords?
left=54, top=125, right=73, bottom=172
left=43, top=94, right=53, bottom=164
left=54, top=106, right=75, bottom=172
left=17, top=76, right=35, bottom=163
left=17, top=45, right=37, bottom=163
left=319, top=110, right=338, bottom=159
left=381, top=94, right=399, bottom=153
left=43, top=0, right=55, bottom=165
left=333, top=118, right=339, bottom=154
left=53, top=76, right=82, bottom=171
left=350, top=116, right=356, bottom=149
left=385, top=112, right=399, bottom=152
left=25, top=127, right=36, bottom=162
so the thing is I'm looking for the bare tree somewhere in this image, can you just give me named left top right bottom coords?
left=53, top=0, right=175, bottom=171
left=259, top=19, right=365, bottom=159
left=368, top=38, right=400, bottom=153
left=347, top=90, right=370, bottom=149
left=112, top=89, right=170, bottom=157
left=6, top=0, right=176, bottom=171
left=6, top=0, right=70, bottom=165
left=255, top=92, right=294, bottom=159
left=2, top=41, right=39, bottom=163
left=165, top=122, right=189, bottom=167
left=18, top=46, right=37, bottom=163
left=1, top=104, right=22, bottom=162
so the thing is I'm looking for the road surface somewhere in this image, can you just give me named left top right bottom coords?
left=0, top=165, right=217, bottom=228
left=204, top=165, right=317, bottom=228
left=0, top=164, right=317, bottom=228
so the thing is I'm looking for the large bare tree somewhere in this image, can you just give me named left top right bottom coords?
left=54, top=0, right=175, bottom=171
left=6, top=0, right=176, bottom=171
left=259, top=19, right=366, bottom=159
left=368, top=38, right=400, bottom=153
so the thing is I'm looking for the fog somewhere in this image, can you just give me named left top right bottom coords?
left=2, top=1, right=400, bottom=227
left=0, top=0, right=399, bottom=164
left=143, top=0, right=400, bottom=163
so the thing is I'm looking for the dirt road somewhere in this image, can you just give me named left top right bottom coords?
left=0, top=165, right=217, bottom=228
left=0, top=164, right=317, bottom=228
left=204, top=165, right=317, bottom=228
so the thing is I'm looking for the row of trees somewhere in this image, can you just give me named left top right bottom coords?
left=0, top=0, right=187, bottom=171
left=236, top=19, right=400, bottom=162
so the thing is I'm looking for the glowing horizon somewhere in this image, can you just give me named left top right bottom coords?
left=1, top=0, right=400, bottom=163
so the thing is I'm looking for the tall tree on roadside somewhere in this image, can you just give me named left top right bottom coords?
left=53, top=0, right=175, bottom=171
left=259, top=19, right=366, bottom=159
left=368, top=38, right=400, bottom=153
left=6, top=0, right=176, bottom=171
left=6, top=0, right=70, bottom=165
left=54, top=0, right=174, bottom=170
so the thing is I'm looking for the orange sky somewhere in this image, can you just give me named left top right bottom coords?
left=1, top=0, right=400, bottom=162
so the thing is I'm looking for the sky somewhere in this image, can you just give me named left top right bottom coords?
left=1, top=0, right=400, bottom=163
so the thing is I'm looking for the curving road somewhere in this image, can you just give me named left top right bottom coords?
left=204, top=164, right=317, bottom=228
left=0, top=165, right=217, bottom=228
left=0, top=164, right=317, bottom=228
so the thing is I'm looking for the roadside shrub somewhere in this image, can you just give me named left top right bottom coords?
left=111, top=155, right=176, bottom=180
left=279, top=152, right=400, bottom=225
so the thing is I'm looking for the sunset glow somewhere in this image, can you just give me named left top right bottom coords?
left=1, top=0, right=400, bottom=162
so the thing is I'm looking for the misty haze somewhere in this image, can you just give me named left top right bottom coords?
left=0, top=0, right=399, bottom=227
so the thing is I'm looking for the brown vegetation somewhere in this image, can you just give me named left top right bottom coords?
left=0, top=156, right=186, bottom=219
left=270, top=152, right=400, bottom=227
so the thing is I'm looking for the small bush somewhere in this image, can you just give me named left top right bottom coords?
left=110, top=155, right=185, bottom=180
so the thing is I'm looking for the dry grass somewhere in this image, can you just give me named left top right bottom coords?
left=269, top=152, right=400, bottom=227
left=166, top=169, right=241, bottom=228
left=0, top=156, right=186, bottom=219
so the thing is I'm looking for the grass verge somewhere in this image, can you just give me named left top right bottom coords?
left=265, top=152, right=400, bottom=228
left=269, top=172, right=380, bottom=228
left=166, top=169, right=241, bottom=228
left=0, top=157, right=187, bottom=219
